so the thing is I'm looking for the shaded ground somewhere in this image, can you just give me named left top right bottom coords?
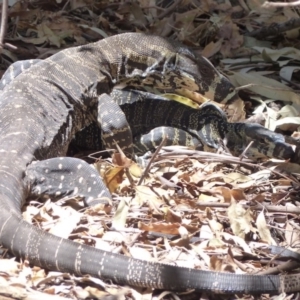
left=0, top=0, right=300, bottom=299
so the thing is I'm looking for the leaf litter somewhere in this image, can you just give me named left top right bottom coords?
left=1, top=0, right=300, bottom=299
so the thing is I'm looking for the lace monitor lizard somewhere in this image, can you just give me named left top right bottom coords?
left=0, top=58, right=293, bottom=160
left=0, top=59, right=202, bottom=155
left=0, top=33, right=298, bottom=295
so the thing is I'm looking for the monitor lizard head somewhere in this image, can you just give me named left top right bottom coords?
left=187, top=103, right=294, bottom=160
left=225, top=122, right=294, bottom=160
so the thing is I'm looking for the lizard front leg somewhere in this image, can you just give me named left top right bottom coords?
left=25, top=157, right=112, bottom=207
left=97, top=93, right=134, bottom=159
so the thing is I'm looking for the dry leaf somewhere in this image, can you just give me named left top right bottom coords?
left=285, top=221, right=300, bottom=247
left=228, top=200, right=255, bottom=239
left=231, top=72, right=300, bottom=106
left=134, top=185, right=165, bottom=210
left=130, top=247, right=152, bottom=261
left=256, top=210, right=276, bottom=245
left=103, top=165, right=124, bottom=193
left=48, top=206, right=81, bottom=239
left=111, top=198, right=129, bottom=230
left=139, top=222, right=181, bottom=235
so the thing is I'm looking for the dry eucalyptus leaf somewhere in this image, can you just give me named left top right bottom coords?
left=0, top=259, right=20, bottom=274
left=253, top=46, right=300, bottom=61
left=112, top=198, right=129, bottom=230
left=208, top=238, right=225, bottom=248
left=48, top=206, right=81, bottom=238
left=199, top=224, right=214, bottom=240
left=224, top=172, right=254, bottom=188
left=256, top=210, right=276, bottom=245
left=139, top=221, right=181, bottom=235
left=228, top=200, right=255, bottom=239
left=210, top=255, right=236, bottom=273
left=103, top=165, right=124, bottom=193
left=129, top=247, right=152, bottom=261
left=231, top=72, right=300, bottom=105
left=134, top=185, right=165, bottom=210
left=280, top=66, right=300, bottom=82
left=222, top=232, right=252, bottom=253
left=275, top=116, right=300, bottom=131
left=285, top=221, right=300, bottom=247
left=129, top=162, right=143, bottom=177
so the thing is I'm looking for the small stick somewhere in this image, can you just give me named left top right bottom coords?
left=138, top=136, right=167, bottom=185
left=239, top=141, right=253, bottom=161
left=0, top=0, right=8, bottom=51
left=263, top=0, right=300, bottom=7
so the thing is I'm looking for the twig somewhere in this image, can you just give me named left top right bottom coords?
left=125, top=167, right=135, bottom=187
left=138, top=136, right=167, bottom=185
left=0, top=0, right=8, bottom=52
left=235, top=83, right=261, bottom=91
left=239, top=140, right=253, bottom=161
left=263, top=0, right=300, bottom=7
left=2, top=42, right=17, bottom=50
left=194, top=202, right=300, bottom=214
left=61, top=0, right=71, bottom=11
left=256, top=261, right=300, bottom=275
